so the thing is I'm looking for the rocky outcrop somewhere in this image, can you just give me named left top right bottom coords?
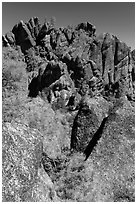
left=2, top=122, right=42, bottom=201
left=4, top=31, right=15, bottom=46
left=89, top=33, right=134, bottom=99
left=71, top=96, right=111, bottom=151
left=12, top=20, right=36, bottom=52
left=2, top=121, right=60, bottom=202
left=26, top=17, right=41, bottom=40
left=28, top=60, right=75, bottom=105
left=2, top=35, right=9, bottom=47
left=87, top=97, right=135, bottom=201
left=76, top=22, right=96, bottom=36
left=2, top=17, right=135, bottom=105
left=71, top=94, right=135, bottom=153
left=2, top=16, right=135, bottom=202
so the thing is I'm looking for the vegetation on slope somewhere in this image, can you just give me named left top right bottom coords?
left=2, top=28, right=135, bottom=202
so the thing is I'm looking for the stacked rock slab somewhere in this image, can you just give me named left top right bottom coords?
left=2, top=17, right=135, bottom=105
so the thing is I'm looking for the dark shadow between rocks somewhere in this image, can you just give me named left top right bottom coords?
left=28, top=77, right=39, bottom=97
left=84, top=115, right=109, bottom=160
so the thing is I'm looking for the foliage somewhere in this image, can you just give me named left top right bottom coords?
left=2, top=44, right=135, bottom=202
left=2, top=46, right=24, bottom=61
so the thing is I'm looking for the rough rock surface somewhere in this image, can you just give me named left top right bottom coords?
left=2, top=122, right=41, bottom=201
left=20, top=97, right=71, bottom=159
left=2, top=16, right=135, bottom=202
left=5, top=32, right=15, bottom=46
left=71, top=96, right=111, bottom=151
left=12, top=20, right=36, bottom=52
left=2, top=121, right=59, bottom=202
left=85, top=97, right=135, bottom=201
left=3, top=17, right=135, bottom=104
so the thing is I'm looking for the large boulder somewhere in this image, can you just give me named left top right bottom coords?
left=5, top=31, right=15, bottom=46
left=26, top=17, right=41, bottom=40
left=12, top=20, right=36, bottom=52
left=83, top=97, right=135, bottom=202
left=39, top=61, right=67, bottom=89
left=49, top=73, right=75, bottom=105
left=76, top=22, right=96, bottom=36
left=28, top=60, right=75, bottom=105
left=71, top=96, right=110, bottom=152
left=2, top=35, right=10, bottom=47
left=2, top=122, right=42, bottom=201
left=37, top=22, right=51, bottom=43
left=2, top=121, right=60, bottom=202
left=89, top=33, right=134, bottom=100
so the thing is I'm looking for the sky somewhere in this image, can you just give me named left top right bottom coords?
left=2, top=2, right=135, bottom=49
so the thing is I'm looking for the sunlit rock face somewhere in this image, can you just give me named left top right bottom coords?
left=2, top=16, right=135, bottom=202
left=3, top=17, right=135, bottom=105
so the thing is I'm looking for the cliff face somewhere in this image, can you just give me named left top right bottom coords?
left=3, top=17, right=135, bottom=104
left=2, top=17, right=135, bottom=202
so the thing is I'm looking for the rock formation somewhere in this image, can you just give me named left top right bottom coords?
left=2, top=16, right=135, bottom=202
left=71, top=96, right=111, bottom=151
left=2, top=122, right=58, bottom=201
left=3, top=17, right=135, bottom=105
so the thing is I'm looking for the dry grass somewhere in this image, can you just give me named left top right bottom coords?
left=2, top=46, right=135, bottom=202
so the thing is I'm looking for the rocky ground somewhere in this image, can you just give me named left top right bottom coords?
left=2, top=17, right=135, bottom=202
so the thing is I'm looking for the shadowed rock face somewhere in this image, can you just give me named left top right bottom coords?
left=12, top=20, right=36, bottom=52
left=3, top=17, right=135, bottom=105
left=71, top=96, right=110, bottom=152
left=2, top=16, right=135, bottom=202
